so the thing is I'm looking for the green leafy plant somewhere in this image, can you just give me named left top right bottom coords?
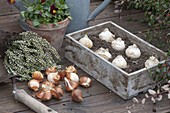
left=128, top=0, right=170, bottom=29
left=114, top=0, right=170, bottom=29
left=149, top=60, right=170, bottom=85
left=4, top=31, right=61, bottom=81
left=7, top=0, right=71, bottom=27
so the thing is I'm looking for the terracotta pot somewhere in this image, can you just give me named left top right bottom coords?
left=26, top=18, right=70, bottom=50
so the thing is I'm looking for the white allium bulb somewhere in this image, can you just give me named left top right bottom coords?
left=112, top=55, right=127, bottom=69
left=99, top=28, right=115, bottom=43
left=145, top=56, right=159, bottom=68
left=125, top=44, right=141, bottom=59
left=111, top=38, right=125, bottom=51
left=79, top=35, right=93, bottom=48
left=95, top=47, right=112, bottom=60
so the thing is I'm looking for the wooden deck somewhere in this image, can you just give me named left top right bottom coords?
left=0, top=0, right=170, bottom=113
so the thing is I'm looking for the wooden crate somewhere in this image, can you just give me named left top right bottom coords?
left=64, top=21, right=166, bottom=99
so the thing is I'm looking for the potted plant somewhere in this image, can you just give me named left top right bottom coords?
left=7, top=0, right=71, bottom=50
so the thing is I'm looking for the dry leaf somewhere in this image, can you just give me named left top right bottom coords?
left=157, top=95, right=162, bottom=101
left=161, top=84, right=169, bottom=91
left=157, top=89, right=160, bottom=94
left=168, top=92, right=170, bottom=99
left=142, top=98, right=146, bottom=104
left=148, top=89, right=156, bottom=95
left=168, top=80, right=170, bottom=84
left=151, top=97, right=156, bottom=103
left=145, top=93, right=149, bottom=98
left=121, top=1, right=124, bottom=4
left=115, top=5, right=118, bottom=8
left=127, top=110, right=131, bottom=113
left=114, top=1, right=119, bottom=4
left=132, top=97, right=139, bottom=103
left=114, top=10, right=121, bottom=14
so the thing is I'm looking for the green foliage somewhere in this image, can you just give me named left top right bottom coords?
left=149, top=59, right=170, bottom=85
left=4, top=31, right=61, bottom=81
left=20, top=0, right=71, bottom=27
left=114, top=0, right=170, bottom=29
left=127, top=0, right=170, bottom=29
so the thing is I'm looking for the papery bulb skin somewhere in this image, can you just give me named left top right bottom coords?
left=66, top=72, right=79, bottom=83
left=125, top=44, right=141, bottom=59
left=71, top=89, right=83, bottom=103
left=79, top=35, right=93, bottom=48
left=45, top=66, right=57, bottom=75
left=28, top=79, right=40, bottom=92
left=99, top=28, right=115, bottom=43
left=51, top=86, right=64, bottom=100
left=65, top=65, right=77, bottom=74
left=112, top=55, right=127, bottom=69
left=47, top=72, right=60, bottom=85
left=111, top=38, right=125, bottom=51
left=95, top=47, right=112, bottom=60
left=145, top=56, right=159, bottom=68
left=79, top=76, right=92, bottom=88
left=58, top=70, right=66, bottom=81
left=32, top=71, right=44, bottom=82
left=64, top=77, right=79, bottom=92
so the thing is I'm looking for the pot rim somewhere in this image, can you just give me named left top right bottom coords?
left=26, top=18, right=70, bottom=31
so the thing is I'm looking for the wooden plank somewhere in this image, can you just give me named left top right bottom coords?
left=90, top=1, right=143, bottom=20
left=0, top=0, right=19, bottom=16
left=0, top=14, right=23, bottom=32
left=15, top=92, right=170, bottom=113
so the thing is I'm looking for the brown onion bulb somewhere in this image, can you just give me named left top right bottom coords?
left=65, top=65, right=77, bottom=75
left=58, top=70, right=66, bottom=81
left=66, top=73, right=79, bottom=83
left=32, top=71, right=44, bottom=82
left=28, top=79, right=40, bottom=92
left=47, top=72, right=60, bottom=85
left=71, top=89, right=83, bottom=103
left=51, top=86, right=64, bottom=100
left=79, top=76, right=92, bottom=88
left=64, top=77, right=79, bottom=92
left=45, top=66, right=57, bottom=75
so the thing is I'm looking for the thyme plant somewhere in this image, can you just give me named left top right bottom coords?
left=4, top=31, right=60, bottom=81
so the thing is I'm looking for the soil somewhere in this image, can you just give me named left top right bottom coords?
left=88, top=34, right=156, bottom=73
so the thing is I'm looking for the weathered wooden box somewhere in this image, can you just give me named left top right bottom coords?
left=64, top=21, right=166, bottom=99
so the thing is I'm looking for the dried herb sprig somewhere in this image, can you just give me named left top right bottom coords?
left=4, top=31, right=60, bottom=81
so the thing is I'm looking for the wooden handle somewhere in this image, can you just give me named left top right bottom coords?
left=13, top=89, right=58, bottom=113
